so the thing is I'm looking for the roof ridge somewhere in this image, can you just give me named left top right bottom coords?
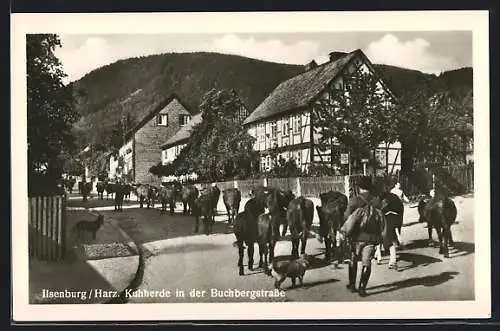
left=243, top=49, right=360, bottom=125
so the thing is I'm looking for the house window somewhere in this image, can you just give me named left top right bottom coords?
left=292, top=115, right=301, bottom=134
left=270, top=121, right=277, bottom=140
left=257, top=124, right=265, bottom=143
left=157, top=114, right=168, bottom=126
left=282, top=119, right=290, bottom=136
left=295, top=152, right=302, bottom=166
left=179, top=115, right=191, bottom=126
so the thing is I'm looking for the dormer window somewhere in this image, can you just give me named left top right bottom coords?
left=179, top=115, right=191, bottom=126
left=157, top=114, right=168, bottom=126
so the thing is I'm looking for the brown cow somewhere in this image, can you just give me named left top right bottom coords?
left=193, top=192, right=215, bottom=235
left=287, top=197, right=315, bottom=258
left=223, top=188, right=241, bottom=226
left=158, top=183, right=181, bottom=215
left=81, top=182, right=92, bottom=201
left=181, top=185, right=199, bottom=215
left=316, top=191, right=348, bottom=262
left=419, top=193, right=457, bottom=258
left=251, top=186, right=294, bottom=236
left=206, top=185, right=221, bottom=222
left=233, top=209, right=259, bottom=275
left=257, top=212, right=280, bottom=276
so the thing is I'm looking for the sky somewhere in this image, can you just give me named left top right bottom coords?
left=55, top=31, right=472, bottom=83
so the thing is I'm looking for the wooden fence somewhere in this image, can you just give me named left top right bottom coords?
left=267, top=177, right=299, bottom=195
left=237, top=179, right=264, bottom=198
left=300, top=176, right=345, bottom=197
left=400, top=163, right=474, bottom=197
left=28, top=195, right=66, bottom=261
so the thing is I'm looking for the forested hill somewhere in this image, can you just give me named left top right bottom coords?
left=69, top=51, right=472, bottom=153
left=69, top=52, right=304, bottom=150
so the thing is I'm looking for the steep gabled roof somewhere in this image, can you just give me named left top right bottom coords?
left=125, top=94, right=195, bottom=141
left=160, top=112, right=203, bottom=149
left=243, top=49, right=364, bottom=125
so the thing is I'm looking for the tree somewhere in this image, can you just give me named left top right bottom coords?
left=396, top=83, right=473, bottom=171
left=27, top=34, right=79, bottom=195
left=267, top=156, right=304, bottom=178
left=312, top=66, right=399, bottom=174
left=62, top=156, right=85, bottom=177
left=159, top=89, right=259, bottom=182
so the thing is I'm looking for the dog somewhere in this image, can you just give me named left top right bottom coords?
left=73, top=214, right=104, bottom=240
left=270, top=254, right=310, bottom=289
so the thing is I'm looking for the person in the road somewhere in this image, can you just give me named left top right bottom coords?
left=340, top=176, right=392, bottom=297
left=390, top=182, right=410, bottom=203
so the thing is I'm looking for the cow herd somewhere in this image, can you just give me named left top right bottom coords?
left=232, top=185, right=459, bottom=279
left=69, top=178, right=459, bottom=280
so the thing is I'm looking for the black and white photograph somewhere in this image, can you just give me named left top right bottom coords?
left=12, top=11, right=490, bottom=321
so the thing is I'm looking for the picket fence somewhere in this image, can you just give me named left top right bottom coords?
left=28, top=195, right=67, bottom=261
left=195, top=176, right=354, bottom=198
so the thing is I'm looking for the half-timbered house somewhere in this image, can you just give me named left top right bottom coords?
left=243, top=49, right=402, bottom=174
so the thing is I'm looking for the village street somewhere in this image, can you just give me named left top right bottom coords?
left=84, top=194, right=475, bottom=303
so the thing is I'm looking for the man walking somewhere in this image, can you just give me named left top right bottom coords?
left=340, top=176, right=392, bottom=297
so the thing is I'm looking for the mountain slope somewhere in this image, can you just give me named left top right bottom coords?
left=70, top=52, right=304, bottom=150
left=70, top=52, right=472, bottom=155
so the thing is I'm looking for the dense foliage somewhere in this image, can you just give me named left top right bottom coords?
left=157, top=89, right=260, bottom=182
left=313, top=66, right=400, bottom=173
left=27, top=34, right=79, bottom=195
left=397, top=82, right=473, bottom=170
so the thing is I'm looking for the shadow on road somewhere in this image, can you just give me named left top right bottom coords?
left=395, top=252, right=442, bottom=272
left=367, top=271, right=459, bottom=296
left=302, top=278, right=340, bottom=289
left=105, top=209, right=234, bottom=246
left=402, top=240, right=474, bottom=259
left=282, top=278, right=339, bottom=290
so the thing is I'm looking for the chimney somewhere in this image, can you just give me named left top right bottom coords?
left=304, top=60, right=318, bottom=72
left=329, top=51, right=347, bottom=62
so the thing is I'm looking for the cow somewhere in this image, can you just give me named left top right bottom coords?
left=287, top=197, right=315, bottom=258
left=193, top=191, right=214, bottom=235
left=251, top=186, right=294, bottom=236
left=64, top=177, right=76, bottom=194
left=257, top=212, right=280, bottom=276
left=265, top=189, right=295, bottom=237
left=136, top=184, right=156, bottom=209
left=181, top=185, right=199, bottom=215
left=81, top=182, right=92, bottom=201
left=207, top=185, right=221, bottom=222
left=96, top=181, right=106, bottom=200
left=114, top=183, right=125, bottom=212
left=233, top=209, right=260, bottom=275
left=418, top=193, right=457, bottom=258
left=223, top=188, right=241, bottom=226
left=315, top=191, right=348, bottom=262
left=320, top=190, right=348, bottom=207
left=158, top=183, right=181, bottom=215
left=106, top=182, right=119, bottom=200
left=122, top=183, right=133, bottom=201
